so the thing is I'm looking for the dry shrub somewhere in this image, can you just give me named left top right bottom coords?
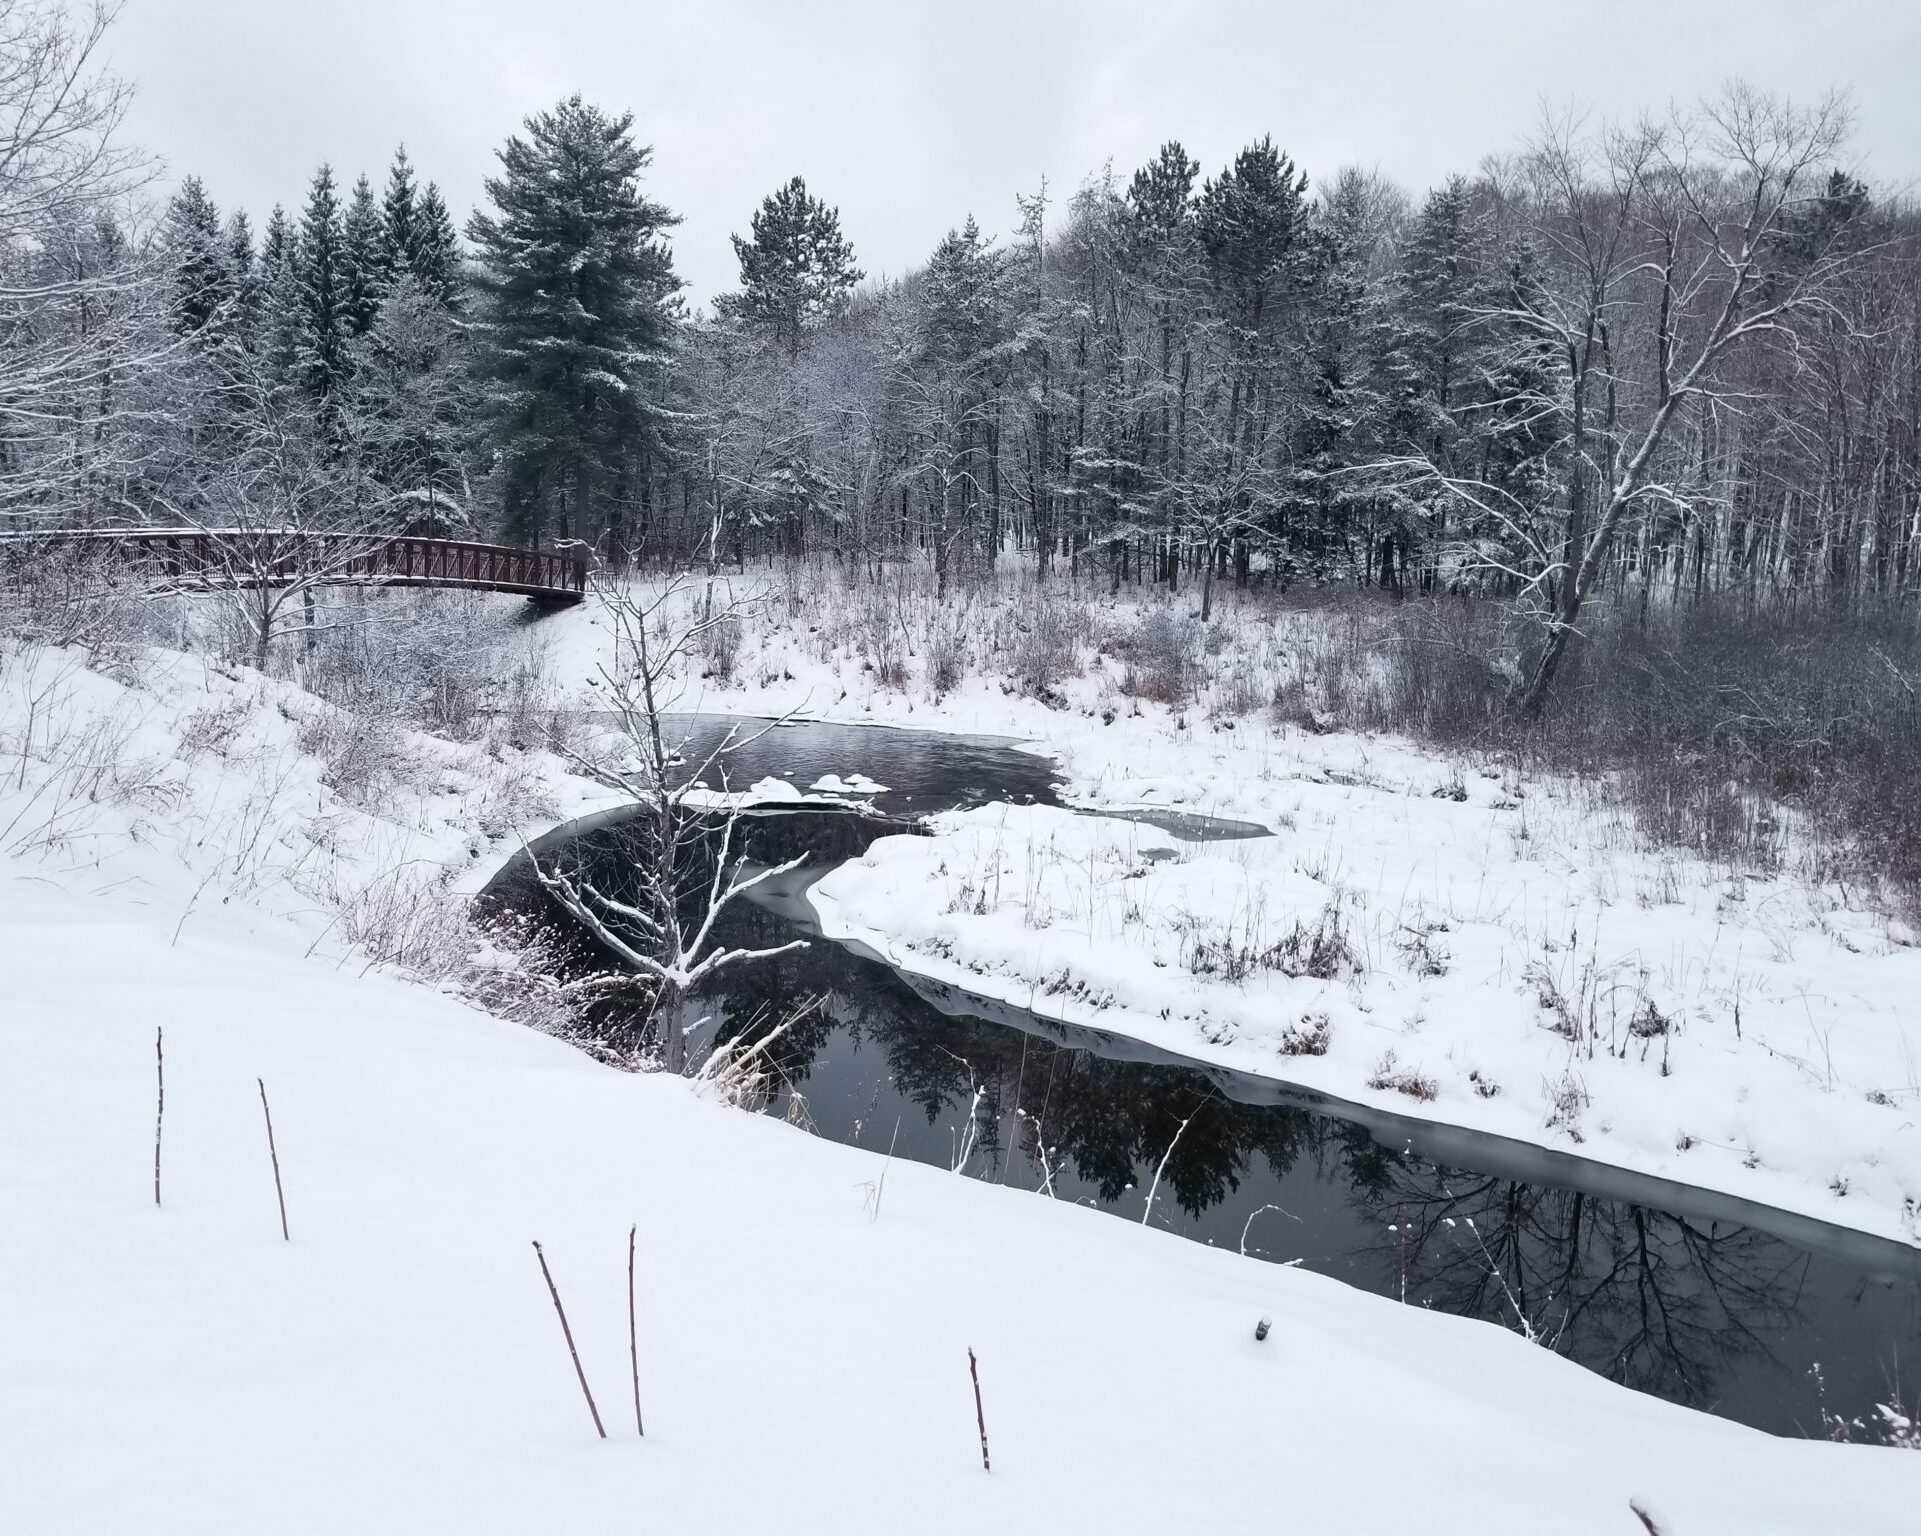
left=340, top=872, right=587, bottom=1041
left=1119, top=610, right=1194, bottom=703
left=1279, top=1012, right=1332, bottom=1056
left=700, top=613, right=743, bottom=684
left=997, top=589, right=1087, bottom=698
left=1367, top=1050, right=1438, bottom=1101
left=1181, top=897, right=1360, bottom=983
left=1278, top=590, right=1921, bottom=912
left=296, top=704, right=416, bottom=815
left=924, top=605, right=970, bottom=697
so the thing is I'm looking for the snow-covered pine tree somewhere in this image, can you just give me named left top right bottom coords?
left=1394, top=176, right=1482, bottom=425
left=295, top=164, right=351, bottom=397
left=225, top=209, right=260, bottom=344
left=1124, top=142, right=1203, bottom=585
left=466, top=94, right=681, bottom=547
left=162, top=176, right=230, bottom=336
left=341, top=173, right=383, bottom=336
left=718, top=175, right=862, bottom=358
left=346, top=274, right=476, bottom=535
left=259, top=203, right=304, bottom=382
left=378, top=146, right=421, bottom=287
left=907, top=215, right=1010, bottom=597
left=412, top=181, right=462, bottom=309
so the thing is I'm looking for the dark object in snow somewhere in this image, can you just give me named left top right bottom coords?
left=968, top=1347, right=991, bottom=1472
left=1255, top=1315, right=1271, bottom=1342
left=627, top=1223, right=644, bottom=1437
left=533, top=1240, right=606, bottom=1438
left=257, top=1078, right=289, bottom=1242
left=153, top=1025, right=164, bottom=1208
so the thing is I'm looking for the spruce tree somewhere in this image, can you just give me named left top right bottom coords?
left=296, top=164, right=351, bottom=397
left=467, top=94, right=680, bottom=544
left=162, top=176, right=229, bottom=335
left=225, top=209, right=260, bottom=343
left=413, top=181, right=462, bottom=308
left=341, top=173, right=383, bottom=335
left=378, top=145, right=421, bottom=286
left=259, top=203, right=304, bottom=381
left=1395, top=176, right=1481, bottom=416
left=719, top=175, right=862, bottom=357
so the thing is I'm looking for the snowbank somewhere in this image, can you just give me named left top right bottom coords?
left=813, top=801, right=1921, bottom=1248
left=4, top=650, right=1919, bottom=1532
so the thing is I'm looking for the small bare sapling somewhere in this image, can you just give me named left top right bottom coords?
left=153, top=1025, right=164, bottom=1208
left=968, top=1347, right=991, bottom=1472
left=533, top=1240, right=606, bottom=1438
left=627, top=1224, right=644, bottom=1437
left=257, top=1078, right=289, bottom=1241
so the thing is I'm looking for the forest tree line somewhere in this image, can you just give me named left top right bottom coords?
left=4, top=2, right=1918, bottom=706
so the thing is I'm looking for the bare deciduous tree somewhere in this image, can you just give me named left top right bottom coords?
left=533, top=570, right=807, bottom=1072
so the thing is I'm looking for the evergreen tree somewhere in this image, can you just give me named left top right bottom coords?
left=341, top=173, right=383, bottom=335
left=718, top=175, right=862, bottom=357
left=1125, top=140, right=1204, bottom=567
left=346, top=274, right=476, bottom=532
left=259, top=203, right=304, bottom=381
left=162, top=176, right=229, bottom=335
left=378, top=145, right=421, bottom=285
left=1195, top=138, right=1310, bottom=350
left=467, top=93, right=681, bottom=544
left=909, top=216, right=1010, bottom=595
left=1395, top=176, right=1482, bottom=419
left=225, top=209, right=260, bottom=343
left=295, top=164, right=352, bottom=396
left=413, top=181, right=462, bottom=308
left=918, top=216, right=1004, bottom=370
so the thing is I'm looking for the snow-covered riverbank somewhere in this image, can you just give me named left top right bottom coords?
left=4, top=630, right=1920, bottom=1532
left=531, top=576, right=1921, bottom=1250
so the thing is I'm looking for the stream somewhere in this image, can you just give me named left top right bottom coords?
left=482, top=716, right=1921, bottom=1441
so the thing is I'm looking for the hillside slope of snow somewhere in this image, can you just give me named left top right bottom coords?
left=3, top=633, right=1919, bottom=1533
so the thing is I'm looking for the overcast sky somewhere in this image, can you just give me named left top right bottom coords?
left=108, top=0, right=1921, bottom=305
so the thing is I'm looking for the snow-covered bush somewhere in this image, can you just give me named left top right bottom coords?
left=1114, top=609, right=1195, bottom=705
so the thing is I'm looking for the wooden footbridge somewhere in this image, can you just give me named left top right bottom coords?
left=0, top=528, right=588, bottom=605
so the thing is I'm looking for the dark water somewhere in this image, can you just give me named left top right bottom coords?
left=484, top=720, right=1921, bottom=1441
left=642, top=714, right=1269, bottom=840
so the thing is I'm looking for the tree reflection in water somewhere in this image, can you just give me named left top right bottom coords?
left=1350, top=1169, right=1810, bottom=1408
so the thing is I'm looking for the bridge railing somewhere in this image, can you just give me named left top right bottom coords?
left=0, top=528, right=588, bottom=603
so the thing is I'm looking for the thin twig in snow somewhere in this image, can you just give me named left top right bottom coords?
left=153, top=1025, right=164, bottom=1208
left=872, top=1115, right=901, bottom=1223
left=257, top=1077, right=288, bottom=1241
left=627, top=1224, right=644, bottom=1437
left=968, top=1347, right=991, bottom=1472
left=532, top=1240, right=606, bottom=1438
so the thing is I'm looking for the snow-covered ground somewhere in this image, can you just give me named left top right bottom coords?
left=4, top=629, right=1920, bottom=1532
left=527, top=572, right=1921, bottom=1251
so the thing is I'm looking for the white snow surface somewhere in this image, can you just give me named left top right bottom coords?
left=531, top=580, right=1921, bottom=1250
left=3, top=634, right=1919, bottom=1532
